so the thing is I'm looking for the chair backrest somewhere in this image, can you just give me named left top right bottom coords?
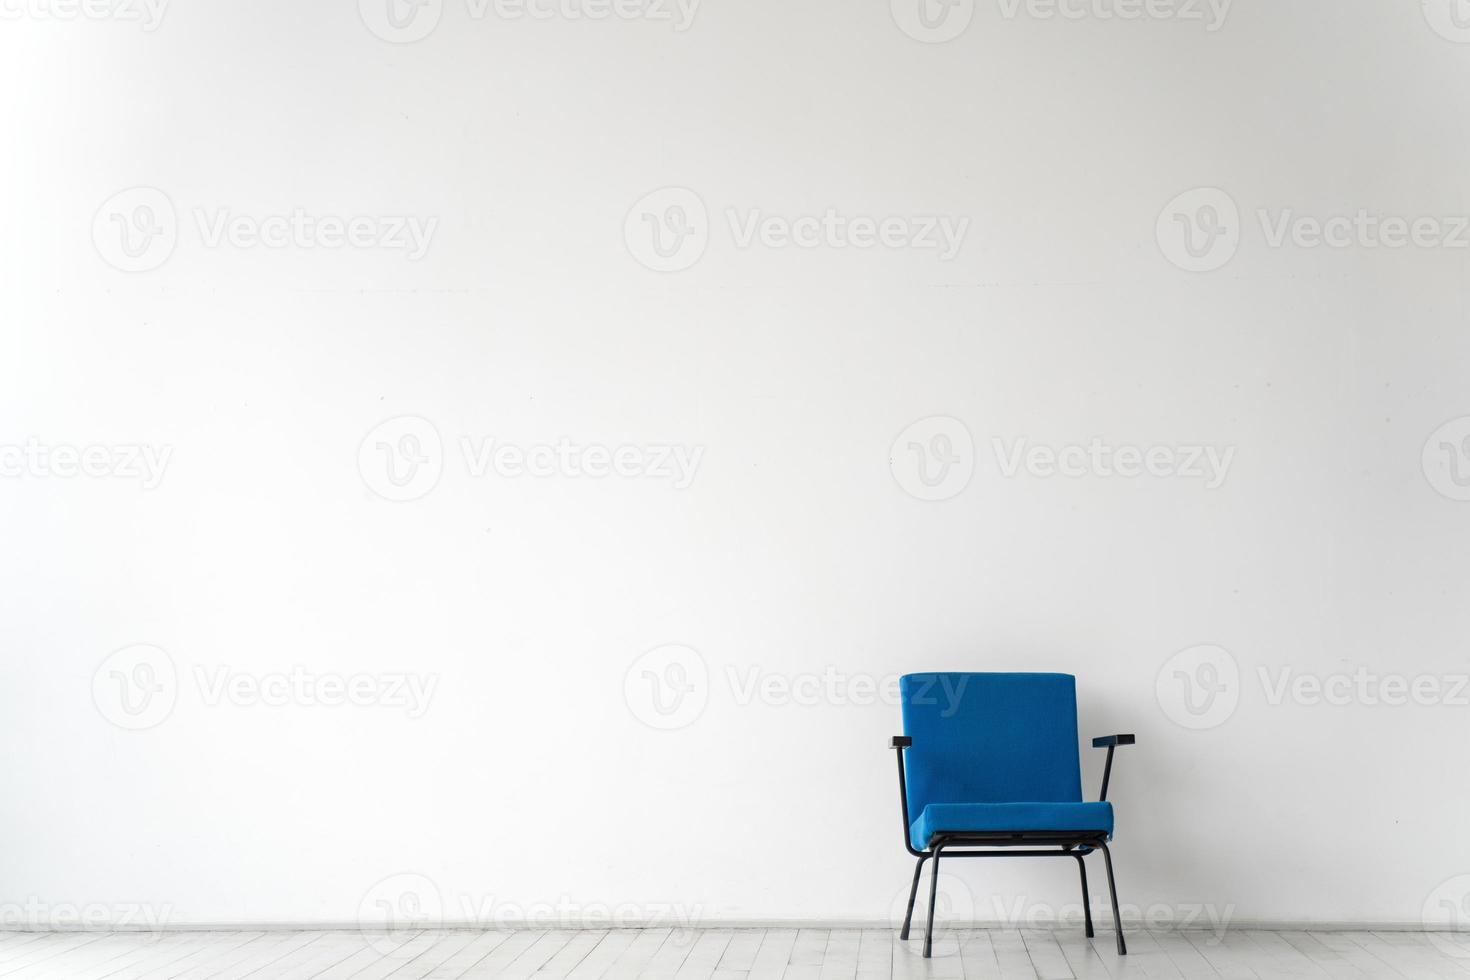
left=900, top=672, right=1084, bottom=813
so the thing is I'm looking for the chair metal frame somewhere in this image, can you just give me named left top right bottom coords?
left=889, top=733, right=1135, bottom=958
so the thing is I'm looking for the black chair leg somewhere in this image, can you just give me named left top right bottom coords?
left=900, top=855, right=928, bottom=940
left=1074, top=853, right=1094, bottom=938
left=1099, top=842, right=1126, bottom=955
left=923, top=845, right=943, bottom=957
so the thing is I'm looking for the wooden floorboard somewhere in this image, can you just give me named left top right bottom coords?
left=0, top=931, right=1468, bottom=980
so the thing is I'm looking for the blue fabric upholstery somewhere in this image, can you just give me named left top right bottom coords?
left=910, top=802, right=1114, bottom=848
left=900, top=673, right=1105, bottom=849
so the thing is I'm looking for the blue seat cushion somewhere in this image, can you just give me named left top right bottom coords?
left=910, top=801, right=1114, bottom=848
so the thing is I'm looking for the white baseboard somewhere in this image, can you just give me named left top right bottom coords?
left=0, top=919, right=1456, bottom=933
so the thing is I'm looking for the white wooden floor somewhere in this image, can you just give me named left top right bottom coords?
left=0, top=928, right=1466, bottom=980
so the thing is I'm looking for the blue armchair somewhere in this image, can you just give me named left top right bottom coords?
left=889, top=672, right=1134, bottom=956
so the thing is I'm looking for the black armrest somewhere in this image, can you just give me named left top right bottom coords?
left=889, top=735, right=920, bottom=855
left=1091, top=733, right=1134, bottom=801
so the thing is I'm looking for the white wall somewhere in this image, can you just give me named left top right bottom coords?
left=3, top=0, right=1470, bottom=933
